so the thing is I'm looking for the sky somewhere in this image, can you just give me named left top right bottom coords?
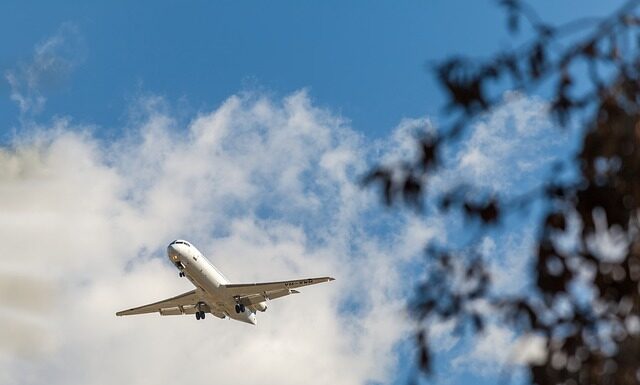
left=0, top=1, right=628, bottom=385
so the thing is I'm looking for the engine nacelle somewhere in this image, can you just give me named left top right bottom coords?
left=255, top=301, right=267, bottom=312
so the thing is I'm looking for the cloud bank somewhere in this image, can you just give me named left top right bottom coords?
left=0, top=91, right=440, bottom=385
left=1, top=28, right=573, bottom=384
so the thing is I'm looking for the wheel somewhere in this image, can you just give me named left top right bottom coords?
left=239, top=304, right=245, bottom=313
left=200, top=311, right=205, bottom=320
left=235, top=304, right=240, bottom=314
left=196, top=312, right=201, bottom=320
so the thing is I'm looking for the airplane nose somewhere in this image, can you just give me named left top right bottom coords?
left=167, top=244, right=180, bottom=261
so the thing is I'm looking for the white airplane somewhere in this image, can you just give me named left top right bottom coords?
left=116, top=240, right=335, bottom=325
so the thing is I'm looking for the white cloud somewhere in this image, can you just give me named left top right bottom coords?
left=442, top=91, right=569, bottom=194
left=0, top=41, right=574, bottom=382
left=5, top=23, right=84, bottom=116
left=379, top=116, right=434, bottom=164
left=0, top=90, right=427, bottom=385
left=410, top=92, right=573, bottom=380
left=451, top=325, right=546, bottom=376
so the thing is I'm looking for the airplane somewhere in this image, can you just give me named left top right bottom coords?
left=116, top=240, right=335, bottom=325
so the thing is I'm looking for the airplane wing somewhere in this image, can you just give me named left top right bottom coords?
left=224, top=276, right=335, bottom=305
left=116, top=290, right=200, bottom=316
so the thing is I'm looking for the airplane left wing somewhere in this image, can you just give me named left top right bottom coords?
left=224, top=276, right=335, bottom=304
left=116, top=289, right=199, bottom=316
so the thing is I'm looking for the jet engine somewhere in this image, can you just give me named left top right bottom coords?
left=255, top=301, right=267, bottom=312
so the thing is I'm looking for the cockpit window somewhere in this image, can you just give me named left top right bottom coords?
left=170, top=240, right=191, bottom=247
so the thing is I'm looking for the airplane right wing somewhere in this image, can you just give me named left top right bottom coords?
left=116, top=290, right=201, bottom=316
left=224, top=276, right=335, bottom=305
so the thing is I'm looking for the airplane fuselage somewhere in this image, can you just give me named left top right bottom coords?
left=168, top=240, right=259, bottom=325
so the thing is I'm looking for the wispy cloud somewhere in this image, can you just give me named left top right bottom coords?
left=5, top=23, right=84, bottom=117
left=451, top=325, right=546, bottom=377
left=438, top=91, right=570, bottom=194
left=393, top=92, right=575, bottom=382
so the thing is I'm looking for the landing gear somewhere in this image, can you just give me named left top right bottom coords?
left=195, top=302, right=207, bottom=320
left=179, top=271, right=185, bottom=277
left=234, top=304, right=246, bottom=314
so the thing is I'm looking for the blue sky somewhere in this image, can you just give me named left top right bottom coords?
left=0, top=2, right=628, bottom=385
left=1, top=1, right=625, bottom=140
